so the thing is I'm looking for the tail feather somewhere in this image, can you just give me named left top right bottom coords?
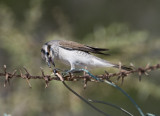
left=86, top=46, right=110, bottom=55
left=92, top=56, right=132, bottom=71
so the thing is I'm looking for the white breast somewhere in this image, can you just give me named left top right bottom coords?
left=58, top=47, right=91, bottom=65
left=57, top=47, right=114, bottom=69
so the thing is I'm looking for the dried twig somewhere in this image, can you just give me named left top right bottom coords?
left=0, top=64, right=158, bottom=116
left=0, top=63, right=160, bottom=87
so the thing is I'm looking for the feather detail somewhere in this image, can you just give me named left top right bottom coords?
left=59, top=40, right=109, bottom=55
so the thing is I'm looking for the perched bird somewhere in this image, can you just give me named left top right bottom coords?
left=41, top=40, right=131, bottom=71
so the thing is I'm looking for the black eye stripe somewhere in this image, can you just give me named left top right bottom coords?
left=46, top=52, right=49, bottom=55
left=41, top=48, right=50, bottom=56
left=41, top=45, right=52, bottom=56
left=41, top=49, right=45, bottom=54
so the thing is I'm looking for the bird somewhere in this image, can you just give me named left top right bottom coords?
left=41, top=40, right=132, bottom=72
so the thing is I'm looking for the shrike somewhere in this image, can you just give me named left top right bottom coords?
left=41, top=40, right=131, bottom=71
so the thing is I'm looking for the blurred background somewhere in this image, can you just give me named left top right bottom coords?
left=0, top=0, right=160, bottom=116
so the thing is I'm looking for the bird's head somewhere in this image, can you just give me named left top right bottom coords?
left=41, top=44, right=55, bottom=68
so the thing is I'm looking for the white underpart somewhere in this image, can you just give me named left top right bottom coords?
left=57, top=47, right=115, bottom=70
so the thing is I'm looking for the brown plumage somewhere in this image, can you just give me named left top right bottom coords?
left=59, top=40, right=109, bottom=55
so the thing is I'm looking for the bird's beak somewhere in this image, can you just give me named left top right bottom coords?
left=47, top=57, right=55, bottom=68
left=47, top=58, right=51, bottom=68
left=47, top=61, right=51, bottom=68
left=51, top=59, right=55, bottom=67
left=46, top=56, right=51, bottom=68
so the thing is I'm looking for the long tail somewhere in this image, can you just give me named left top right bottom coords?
left=113, top=64, right=132, bottom=71
left=92, top=56, right=132, bottom=71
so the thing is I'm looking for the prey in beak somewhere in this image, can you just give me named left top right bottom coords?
left=47, top=56, right=55, bottom=68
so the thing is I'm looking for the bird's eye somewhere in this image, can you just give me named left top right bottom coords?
left=46, top=52, right=49, bottom=56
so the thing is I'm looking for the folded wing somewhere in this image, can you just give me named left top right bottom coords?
left=59, top=40, right=109, bottom=55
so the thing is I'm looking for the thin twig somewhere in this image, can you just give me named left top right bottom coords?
left=0, top=64, right=159, bottom=84
left=0, top=64, right=159, bottom=116
left=0, top=63, right=159, bottom=88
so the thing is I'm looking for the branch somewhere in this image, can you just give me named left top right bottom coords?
left=0, top=64, right=159, bottom=116
left=0, top=64, right=160, bottom=87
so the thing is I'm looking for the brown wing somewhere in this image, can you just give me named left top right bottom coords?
left=59, top=40, right=109, bottom=55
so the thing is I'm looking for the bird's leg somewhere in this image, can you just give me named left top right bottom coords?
left=66, top=69, right=83, bottom=73
left=61, top=69, right=82, bottom=77
left=67, top=63, right=84, bottom=73
left=62, top=64, right=84, bottom=76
